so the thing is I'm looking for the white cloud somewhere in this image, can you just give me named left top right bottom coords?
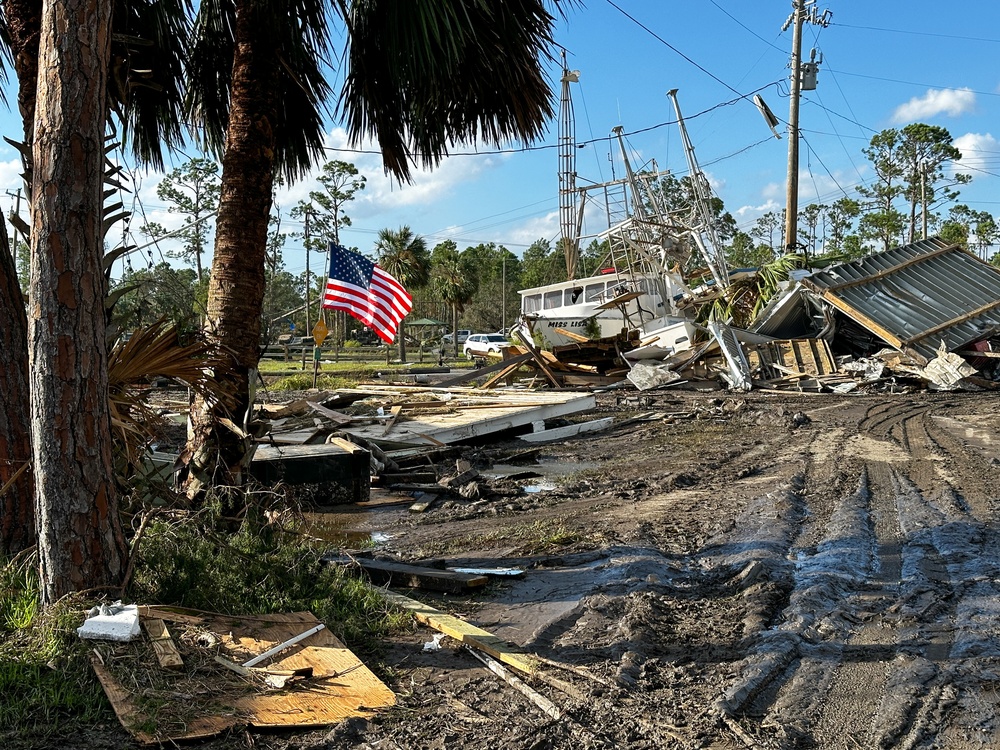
left=505, top=212, right=560, bottom=250
left=276, top=127, right=498, bottom=223
left=735, top=199, right=780, bottom=218
left=892, top=88, right=975, bottom=123
left=952, top=132, right=999, bottom=172
left=761, top=182, right=782, bottom=200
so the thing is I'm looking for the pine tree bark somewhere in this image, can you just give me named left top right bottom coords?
left=30, top=0, right=124, bottom=602
left=183, top=0, right=277, bottom=497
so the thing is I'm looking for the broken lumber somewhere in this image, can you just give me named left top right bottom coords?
left=518, top=417, right=614, bottom=443
left=434, top=352, right=533, bottom=388
left=339, top=558, right=488, bottom=593
left=465, top=647, right=561, bottom=720
left=143, top=618, right=183, bottom=670
left=408, top=493, right=439, bottom=513
left=381, top=590, right=539, bottom=675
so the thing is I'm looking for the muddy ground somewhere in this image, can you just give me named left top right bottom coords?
left=59, top=389, right=1000, bottom=749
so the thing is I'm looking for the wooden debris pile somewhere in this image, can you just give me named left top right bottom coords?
left=89, top=606, right=394, bottom=745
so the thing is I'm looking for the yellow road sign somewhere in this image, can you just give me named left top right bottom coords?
left=312, top=318, right=328, bottom=346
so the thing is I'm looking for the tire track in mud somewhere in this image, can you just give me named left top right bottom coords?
left=718, top=399, right=1000, bottom=749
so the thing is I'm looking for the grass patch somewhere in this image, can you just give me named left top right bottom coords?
left=129, top=507, right=409, bottom=645
left=0, top=502, right=412, bottom=744
left=268, top=372, right=371, bottom=391
left=0, top=556, right=114, bottom=744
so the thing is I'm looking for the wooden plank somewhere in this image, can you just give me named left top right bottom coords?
left=956, top=350, right=1000, bottom=358
left=481, top=360, right=530, bottom=389
left=327, top=436, right=367, bottom=454
left=143, top=618, right=183, bottom=670
left=816, top=290, right=911, bottom=352
left=434, top=353, right=533, bottom=388
left=307, top=401, right=353, bottom=424
left=381, top=590, right=539, bottom=675
left=554, top=327, right=591, bottom=343
left=511, top=329, right=563, bottom=387
left=518, top=417, right=614, bottom=443
left=408, top=492, right=439, bottom=513
left=381, top=405, right=403, bottom=436
left=340, top=557, right=489, bottom=593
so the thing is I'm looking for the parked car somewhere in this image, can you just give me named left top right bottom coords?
left=441, top=329, right=471, bottom=345
left=463, top=333, right=510, bottom=359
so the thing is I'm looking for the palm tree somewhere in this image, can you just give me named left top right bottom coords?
left=182, top=1, right=569, bottom=492
left=374, top=225, right=430, bottom=362
left=432, top=248, right=479, bottom=358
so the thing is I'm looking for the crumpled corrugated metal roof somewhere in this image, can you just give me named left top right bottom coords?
left=801, top=237, right=1000, bottom=361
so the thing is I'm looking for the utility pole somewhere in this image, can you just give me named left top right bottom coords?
left=921, top=161, right=928, bottom=240
left=303, top=208, right=312, bottom=337
left=302, top=208, right=311, bottom=371
left=782, top=0, right=830, bottom=254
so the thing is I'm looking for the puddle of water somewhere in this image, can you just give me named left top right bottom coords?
left=523, top=483, right=557, bottom=493
left=301, top=512, right=394, bottom=548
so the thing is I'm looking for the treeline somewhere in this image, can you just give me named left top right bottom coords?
left=52, top=157, right=613, bottom=345
left=56, top=121, right=993, bottom=346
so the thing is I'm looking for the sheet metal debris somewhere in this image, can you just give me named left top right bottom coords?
left=500, top=237, right=1000, bottom=395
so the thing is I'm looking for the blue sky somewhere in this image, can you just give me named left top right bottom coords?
left=2, top=0, right=1000, bottom=282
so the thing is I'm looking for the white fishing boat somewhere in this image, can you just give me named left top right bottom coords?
left=516, top=72, right=728, bottom=354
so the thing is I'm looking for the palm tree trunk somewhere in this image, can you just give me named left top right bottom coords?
left=183, top=0, right=278, bottom=498
left=30, top=0, right=124, bottom=602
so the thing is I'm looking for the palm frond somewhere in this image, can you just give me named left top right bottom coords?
left=107, top=319, right=236, bottom=466
left=186, top=0, right=334, bottom=182
left=338, top=0, right=567, bottom=180
left=110, top=0, right=192, bottom=169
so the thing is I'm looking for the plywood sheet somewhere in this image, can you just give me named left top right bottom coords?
left=339, top=388, right=596, bottom=446
left=91, top=607, right=394, bottom=745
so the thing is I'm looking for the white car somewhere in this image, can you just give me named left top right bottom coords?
left=441, top=329, right=471, bottom=345
left=463, top=333, right=510, bottom=359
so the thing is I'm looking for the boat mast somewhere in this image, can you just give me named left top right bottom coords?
left=558, top=53, right=580, bottom=280
left=667, top=89, right=730, bottom=290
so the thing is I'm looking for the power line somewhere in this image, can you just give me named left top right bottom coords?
left=707, top=0, right=785, bottom=53
left=603, top=0, right=743, bottom=97
left=831, top=21, right=1000, bottom=45
left=826, top=68, right=1000, bottom=99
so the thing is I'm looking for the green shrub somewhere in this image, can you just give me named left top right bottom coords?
left=128, top=509, right=408, bottom=645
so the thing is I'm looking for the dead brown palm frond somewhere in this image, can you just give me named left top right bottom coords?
left=107, top=318, right=236, bottom=469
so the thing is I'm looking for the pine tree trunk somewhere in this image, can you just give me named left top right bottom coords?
left=183, top=0, right=277, bottom=498
left=30, top=0, right=124, bottom=602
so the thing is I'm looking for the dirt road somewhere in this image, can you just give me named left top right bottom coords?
left=317, top=390, right=1000, bottom=750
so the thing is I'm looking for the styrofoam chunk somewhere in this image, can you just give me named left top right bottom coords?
left=77, top=604, right=141, bottom=641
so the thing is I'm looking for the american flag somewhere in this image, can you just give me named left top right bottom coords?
left=322, top=243, right=413, bottom=344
